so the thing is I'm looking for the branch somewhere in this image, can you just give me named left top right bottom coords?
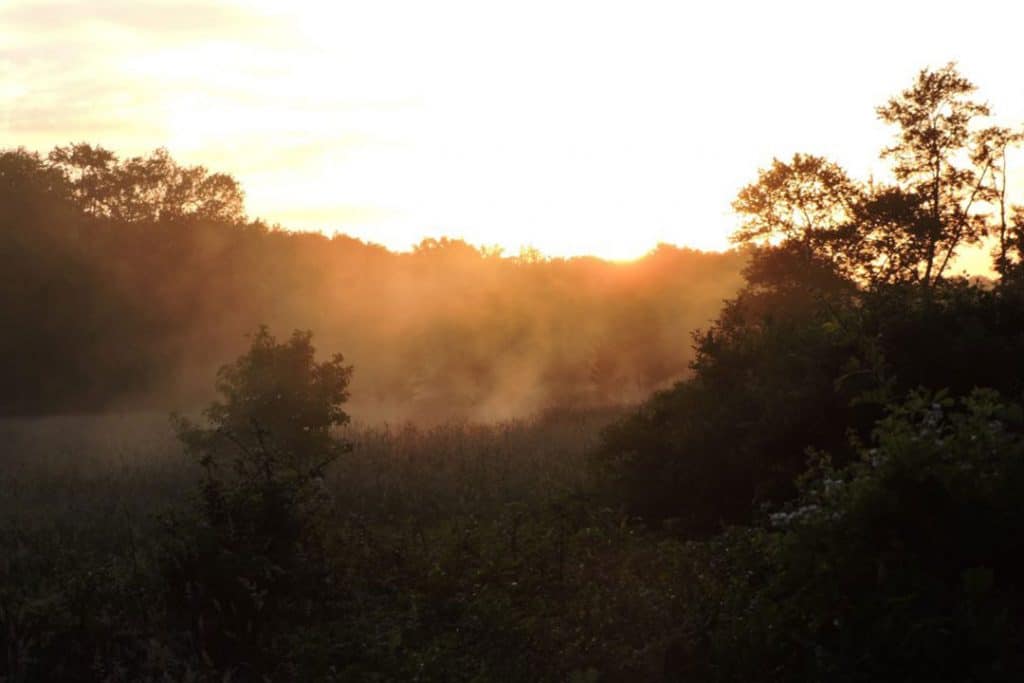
left=935, top=161, right=992, bottom=281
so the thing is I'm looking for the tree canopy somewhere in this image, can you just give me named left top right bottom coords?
left=598, top=63, right=1024, bottom=532
left=47, top=143, right=245, bottom=224
left=731, top=63, right=1022, bottom=290
left=0, top=145, right=745, bottom=417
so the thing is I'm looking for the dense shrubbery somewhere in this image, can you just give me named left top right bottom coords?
left=595, top=274, right=1024, bottom=533
left=596, top=63, right=1024, bottom=533
left=12, top=377, right=1024, bottom=680
left=0, top=395, right=684, bottom=680
left=677, top=390, right=1024, bottom=681
left=164, top=328, right=353, bottom=677
left=590, top=63, right=1024, bottom=680
left=594, top=247, right=872, bottom=532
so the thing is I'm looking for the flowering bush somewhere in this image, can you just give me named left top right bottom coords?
left=681, top=390, right=1024, bottom=682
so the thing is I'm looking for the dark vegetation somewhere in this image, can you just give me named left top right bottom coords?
left=0, top=144, right=743, bottom=420
left=5, top=63, right=1024, bottom=681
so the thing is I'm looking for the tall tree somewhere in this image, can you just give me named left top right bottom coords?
left=48, top=144, right=246, bottom=224
left=731, top=154, right=866, bottom=283
left=876, top=63, right=992, bottom=288
left=46, top=143, right=116, bottom=214
left=732, top=153, right=860, bottom=248
left=733, top=66, right=1021, bottom=289
left=971, top=126, right=1024, bottom=278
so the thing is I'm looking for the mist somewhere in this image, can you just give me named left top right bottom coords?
left=0, top=144, right=745, bottom=422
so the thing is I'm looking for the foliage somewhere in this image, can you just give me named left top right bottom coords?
left=680, top=390, right=1024, bottom=681
left=10, top=62, right=1024, bottom=681
left=731, top=154, right=865, bottom=281
left=730, top=64, right=1019, bottom=289
left=596, top=64, right=1024, bottom=534
left=0, top=145, right=744, bottom=418
left=47, top=143, right=245, bottom=224
left=593, top=252, right=873, bottom=533
left=175, top=326, right=353, bottom=468
left=1, top=405, right=702, bottom=682
left=875, top=63, right=996, bottom=286
left=164, top=328, right=352, bottom=677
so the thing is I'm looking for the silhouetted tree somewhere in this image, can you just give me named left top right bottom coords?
left=972, top=126, right=1024, bottom=278
left=876, top=63, right=994, bottom=288
left=732, top=65, right=1022, bottom=290
left=48, top=143, right=245, bottom=224
left=167, top=327, right=352, bottom=674
left=732, top=154, right=859, bottom=250
left=596, top=65, right=1024, bottom=532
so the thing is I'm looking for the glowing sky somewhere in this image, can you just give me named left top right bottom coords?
left=4, top=0, right=1024, bottom=259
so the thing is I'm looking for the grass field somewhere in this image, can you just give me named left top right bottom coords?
left=0, top=408, right=702, bottom=682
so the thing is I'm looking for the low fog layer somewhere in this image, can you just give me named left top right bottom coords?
left=0, top=145, right=745, bottom=421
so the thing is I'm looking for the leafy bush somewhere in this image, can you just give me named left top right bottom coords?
left=164, top=327, right=352, bottom=677
left=593, top=247, right=878, bottom=533
left=681, top=390, right=1024, bottom=682
left=595, top=249, right=1024, bottom=537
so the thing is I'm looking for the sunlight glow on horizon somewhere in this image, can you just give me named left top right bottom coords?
left=4, top=0, right=1024, bottom=261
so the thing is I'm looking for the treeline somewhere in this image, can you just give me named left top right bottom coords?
left=0, top=144, right=744, bottom=419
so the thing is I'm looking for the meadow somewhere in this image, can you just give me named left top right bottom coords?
left=0, top=409, right=704, bottom=682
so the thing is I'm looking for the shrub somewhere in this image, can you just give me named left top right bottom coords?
left=593, top=265, right=874, bottom=533
left=164, top=326, right=352, bottom=677
left=681, top=390, right=1024, bottom=682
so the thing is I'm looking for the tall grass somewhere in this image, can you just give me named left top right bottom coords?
left=0, top=408, right=697, bottom=681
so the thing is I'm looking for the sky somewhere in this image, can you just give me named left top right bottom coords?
left=3, top=0, right=1024, bottom=260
